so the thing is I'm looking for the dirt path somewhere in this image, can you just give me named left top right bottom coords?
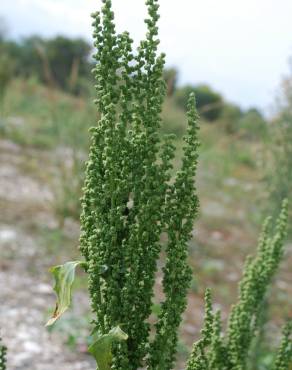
left=0, top=140, right=94, bottom=370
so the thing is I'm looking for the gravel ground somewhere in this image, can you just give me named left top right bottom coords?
left=0, top=139, right=94, bottom=370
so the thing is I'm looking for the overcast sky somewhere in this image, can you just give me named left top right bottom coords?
left=1, top=0, right=292, bottom=113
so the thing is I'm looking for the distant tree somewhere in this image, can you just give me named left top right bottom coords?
left=18, top=36, right=45, bottom=79
left=0, top=54, right=14, bottom=112
left=0, top=35, right=92, bottom=93
left=45, top=36, right=92, bottom=91
left=163, top=67, right=178, bottom=96
left=0, top=36, right=48, bottom=81
left=174, top=84, right=223, bottom=121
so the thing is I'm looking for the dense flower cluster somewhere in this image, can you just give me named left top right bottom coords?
left=186, top=200, right=291, bottom=370
left=79, top=0, right=199, bottom=369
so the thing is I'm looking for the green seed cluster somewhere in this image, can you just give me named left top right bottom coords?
left=0, top=336, right=7, bottom=370
left=273, top=321, right=292, bottom=370
left=147, top=87, right=199, bottom=370
left=186, top=201, right=291, bottom=370
left=79, top=1, right=199, bottom=369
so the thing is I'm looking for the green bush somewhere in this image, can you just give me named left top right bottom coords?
left=0, top=54, right=13, bottom=111
left=218, top=103, right=242, bottom=134
left=240, top=108, right=267, bottom=140
left=175, top=84, right=223, bottom=121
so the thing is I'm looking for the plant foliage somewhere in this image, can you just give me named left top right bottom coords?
left=88, top=326, right=128, bottom=370
left=46, top=261, right=86, bottom=326
left=79, top=1, right=199, bottom=369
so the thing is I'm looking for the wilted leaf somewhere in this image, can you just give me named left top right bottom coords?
left=88, top=326, right=128, bottom=370
left=46, top=260, right=86, bottom=326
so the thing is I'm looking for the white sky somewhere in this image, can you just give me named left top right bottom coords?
left=1, top=0, right=292, bottom=113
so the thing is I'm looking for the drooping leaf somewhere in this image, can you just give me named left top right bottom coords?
left=46, top=260, right=86, bottom=326
left=88, top=326, right=128, bottom=370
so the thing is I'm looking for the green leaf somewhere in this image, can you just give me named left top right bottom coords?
left=88, top=326, right=128, bottom=370
left=46, top=260, right=86, bottom=326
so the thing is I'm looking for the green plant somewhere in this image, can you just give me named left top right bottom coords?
left=0, top=335, right=7, bottom=370
left=218, top=103, right=242, bottom=134
left=273, top=321, right=292, bottom=370
left=186, top=201, right=291, bottom=370
left=52, top=147, right=85, bottom=225
left=80, top=0, right=199, bottom=367
left=48, top=0, right=199, bottom=369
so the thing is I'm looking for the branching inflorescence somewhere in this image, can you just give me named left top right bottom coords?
left=79, top=1, right=199, bottom=369
left=186, top=200, right=291, bottom=370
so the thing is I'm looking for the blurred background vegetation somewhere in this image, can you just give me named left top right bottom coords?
left=0, top=23, right=291, bottom=370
